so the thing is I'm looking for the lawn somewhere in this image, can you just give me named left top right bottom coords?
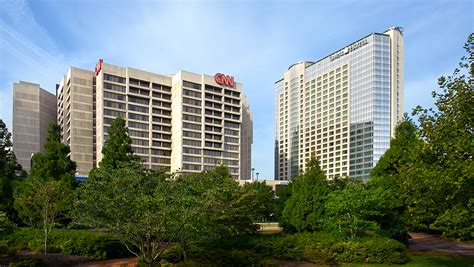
left=343, top=255, right=474, bottom=267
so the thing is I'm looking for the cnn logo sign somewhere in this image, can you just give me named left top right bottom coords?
left=214, top=73, right=234, bottom=88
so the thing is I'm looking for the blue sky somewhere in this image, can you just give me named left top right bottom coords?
left=0, top=0, right=472, bottom=179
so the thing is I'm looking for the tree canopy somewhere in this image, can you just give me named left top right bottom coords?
left=30, top=123, right=76, bottom=188
left=0, top=119, right=25, bottom=218
left=282, top=157, right=330, bottom=232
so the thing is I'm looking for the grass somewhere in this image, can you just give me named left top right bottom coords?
left=342, top=254, right=474, bottom=267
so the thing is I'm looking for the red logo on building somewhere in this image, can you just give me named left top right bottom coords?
left=214, top=73, right=234, bottom=88
left=95, top=59, right=103, bottom=76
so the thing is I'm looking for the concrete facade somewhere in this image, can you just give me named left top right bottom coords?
left=57, top=68, right=95, bottom=176
left=55, top=61, right=252, bottom=179
left=12, top=81, right=56, bottom=171
left=275, top=27, right=404, bottom=180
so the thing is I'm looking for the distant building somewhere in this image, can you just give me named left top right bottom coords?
left=55, top=60, right=252, bottom=179
left=56, top=68, right=95, bottom=176
left=275, top=27, right=404, bottom=180
left=12, top=81, right=56, bottom=171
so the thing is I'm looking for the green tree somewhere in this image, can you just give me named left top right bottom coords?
left=273, top=181, right=292, bottom=221
left=281, top=157, right=330, bottom=232
left=409, top=34, right=473, bottom=239
left=170, top=166, right=257, bottom=261
left=367, top=118, right=420, bottom=241
left=97, top=117, right=140, bottom=170
left=0, top=119, right=25, bottom=218
left=14, top=178, right=71, bottom=254
left=74, top=167, right=182, bottom=266
left=30, top=123, right=76, bottom=188
left=242, top=181, right=276, bottom=222
left=325, top=179, right=383, bottom=238
left=198, top=165, right=257, bottom=238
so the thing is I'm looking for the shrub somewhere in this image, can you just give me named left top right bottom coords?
left=8, top=258, right=47, bottom=267
left=0, top=241, right=17, bottom=257
left=331, top=237, right=409, bottom=264
left=3, top=228, right=129, bottom=259
left=186, top=232, right=408, bottom=265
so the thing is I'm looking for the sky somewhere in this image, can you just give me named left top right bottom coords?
left=0, top=0, right=472, bottom=179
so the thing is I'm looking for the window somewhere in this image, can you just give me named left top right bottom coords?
left=183, top=89, right=202, bottom=98
left=183, top=81, right=201, bottom=90
left=151, top=149, right=171, bottom=156
left=225, top=136, right=239, bottom=143
left=129, top=113, right=148, bottom=121
left=104, top=73, right=126, bottom=84
left=183, top=164, right=201, bottom=171
left=151, top=157, right=170, bottom=164
left=183, top=114, right=201, bottom=123
left=203, top=149, right=221, bottom=157
left=104, top=82, right=126, bottom=92
left=225, top=144, right=238, bottom=151
left=129, top=130, right=149, bottom=138
left=183, top=122, right=201, bottom=130
left=224, top=121, right=240, bottom=129
left=104, top=100, right=125, bottom=110
left=104, top=109, right=125, bottom=117
left=224, top=129, right=239, bottom=136
left=183, top=139, right=201, bottom=146
left=132, top=139, right=149, bottom=146
left=129, top=121, right=148, bottom=130
left=183, top=156, right=201, bottom=163
left=128, top=95, right=149, bottom=105
left=129, top=104, right=149, bottom=113
left=183, top=131, right=201, bottom=139
left=183, top=106, right=201, bottom=114
left=183, top=147, right=201, bottom=154
left=183, top=97, right=201, bottom=106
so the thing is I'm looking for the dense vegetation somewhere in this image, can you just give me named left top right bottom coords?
left=0, top=34, right=472, bottom=266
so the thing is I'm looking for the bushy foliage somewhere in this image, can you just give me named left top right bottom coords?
left=96, top=117, right=140, bottom=171
left=7, top=257, right=47, bottom=267
left=2, top=228, right=129, bottom=259
left=30, top=124, right=76, bottom=188
left=0, top=119, right=25, bottom=220
left=181, top=233, right=408, bottom=265
left=282, top=157, right=329, bottom=232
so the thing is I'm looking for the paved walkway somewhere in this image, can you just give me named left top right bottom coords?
left=408, top=232, right=474, bottom=257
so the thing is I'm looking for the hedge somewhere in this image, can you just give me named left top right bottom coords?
left=162, top=232, right=409, bottom=265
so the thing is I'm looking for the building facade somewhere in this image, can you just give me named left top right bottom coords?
left=56, top=61, right=252, bottom=179
left=56, top=68, right=95, bottom=176
left=275, top=27, right=404, bottom=180
left=12, top=81, right=57, bottom=171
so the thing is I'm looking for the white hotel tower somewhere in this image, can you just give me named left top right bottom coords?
left=275, top=27, right=404, bottom=180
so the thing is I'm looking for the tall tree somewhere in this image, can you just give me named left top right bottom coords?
left=97, top=117, right=139, bottom=170
left=30, top=123, right=76, bottom=188
left=368, top=118, right=420, bottom=242
left=281, top=157, right=330, bottom=232
left=0, top=119, right=25, bottom=218
left=409, top=34, right=474, bottom=239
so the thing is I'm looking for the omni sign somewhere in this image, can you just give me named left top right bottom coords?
left=214, top=73, right=234, bottom=88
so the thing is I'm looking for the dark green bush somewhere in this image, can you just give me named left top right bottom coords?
left=8, top=258, right=47, bottom=267
left=3, top=228, right=129, bottom=259
left=186, top=232, right=408, bottom=265
left=0, top=241, right=17, bottom=256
